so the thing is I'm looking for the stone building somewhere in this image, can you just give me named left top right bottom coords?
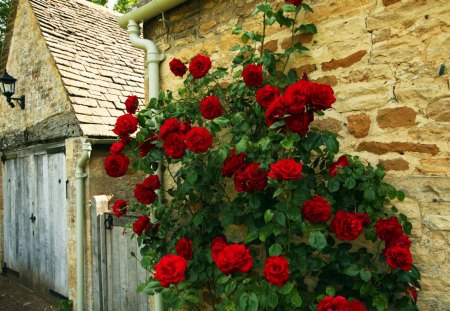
left=118, top=0, right=448, bottom=310
left=0, top=0, right=147, bottom=309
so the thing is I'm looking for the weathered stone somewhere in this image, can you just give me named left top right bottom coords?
left=311, top=117, right=343, bottom=133
left=385, top=176, right=450, bottom=203
left=417, top=158, right=450, bottom=174
left=427, top=98, right=450, bottom=122
left=371, top=37, right=423, bottom=64
left=347, top=113, right=370, bottom=138
left=294, top=64, right=317, bottom=76
left=382, top=0, right=401, bottom=6
left=264, top=40, right=278, bottom=52
left=408, top=123, right=450, bottom=143
left=312, top=75, right=338, bottom=86
left=321, top=50, right=367, bottom=71
left=281, top=33, right=313, bottom=49
left=377, top=107, right=416, bottom=128
left=423, top=215, right=450, bottom=231
left=379, top=158, right=409, bottom=171
left=334, top=82, right=391, bottom=112
left=357, top=142, right=439, bottom=155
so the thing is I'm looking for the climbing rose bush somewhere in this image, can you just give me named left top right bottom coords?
left=106, top=1, right=420, bottom=310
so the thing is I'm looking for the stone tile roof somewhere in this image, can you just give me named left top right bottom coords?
left=29, top=0, right=145, bottom=137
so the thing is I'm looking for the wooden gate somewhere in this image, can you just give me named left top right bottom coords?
left=2, top=147, right=68, bottom=298
left=92, top=198, right=150, bottom=311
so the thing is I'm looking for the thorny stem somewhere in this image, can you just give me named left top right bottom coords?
left=260, top=0, right=268, bottom=57
left=282, top=10, right=300, bottom=73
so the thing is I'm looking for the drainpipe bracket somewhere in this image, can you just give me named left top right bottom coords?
left=147, top=52, right=165, bottom=63
left=75, top=172, right=88, bottom=179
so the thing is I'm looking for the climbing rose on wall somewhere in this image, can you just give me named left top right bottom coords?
left=154, top=255, right=188, bottom=287
left=329, top=155, right=350, bottom=176
left=268, top=158, right=303, bottom=180
left=104, top=153, right=129, bottom=177
left=175, top=237, right=193, bottom=260
left=256, top=84, right=280, bottom=109
left=242, top=64, right=263, bottom=87
left=112, top=199, right=128, bottom=217
left=330, top=210, right=365, bottom=241
left=221, top=148, right=247, bottom=177
left=133, top=215, right=151, bottom=236
left=234, top=163, right=268, bottom=192
left=189, top=54, right=211, bottom=79
left=302, top=196, right=332, bottom=223
left=200, top=95, right=223, bottom=120
left=169, top=58, right=188, bottom=77
left=112, top=114, right=138, bottom=137
left=285, top=0, right=303, bottom=6
left=125, top=95, right=139, bottom=114
left=214, top=244, right=253, bottom=275
left=263, top=256, right=290, bottom=286
left=185, top=127, right=213, bottom=154
left=211, top=236, right=228, bottom=263
left=110, top=141, right=125, bottom=154
left=375, top=216, right=403, bottom=241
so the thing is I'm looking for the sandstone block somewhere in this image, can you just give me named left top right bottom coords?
left=371, top=37, right=422, bottom=64
left=312, top=75, right=338, bottom=86
left=408, top=123, right=450, bottom=143
left=281, top=33, right=313, bottom=50
left=311, top=117, right=343, bottom=134
left=379, top=158, right=409, bottom=171
left=334, top=83, right=390, bottom=112
left=347, top=113, right=370, bottom=138
left=377, top=107, right=416, bottom=128
left=294, top=64, right=317, bottom=76
left=423, top=215, right=450, bottom=231
left=382, top=0, right=401, bottom=7
left=264, top=40, right=278, bottom=52
left=385, top=176, right=450, bottom=204
left=357, top=141, right=439, bottom=155
left=417, top=158, right=450, bottom=174
left=427, top=98, right=450, bottom=122
left=321, top=50, right=367, bottom=71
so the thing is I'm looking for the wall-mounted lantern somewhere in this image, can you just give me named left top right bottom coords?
left=0, top=71, right=25, bottom=109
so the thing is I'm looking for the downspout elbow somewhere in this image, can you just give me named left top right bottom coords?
left=75, top=142, right=92, bottom=178
left=127, top=20, right=164, bottom=63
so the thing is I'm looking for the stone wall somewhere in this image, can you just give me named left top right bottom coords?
left=0, top=0, right=81, bottom=151
left=142, top=0, right=450, bottom=309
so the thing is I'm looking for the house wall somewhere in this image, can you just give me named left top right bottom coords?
left=0, top=0, right=81, bottom=151
left=142, top=0, right=450, bottom=310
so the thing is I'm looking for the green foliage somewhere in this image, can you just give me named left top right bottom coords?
left=89, top=0, right=108, bottom=6
left=114, top=1, right=420, bottom=310
left=53, top=300, right=73, bottom=311
left=113, top=0, right=139, bottom=13
left=0, top=0, right=11, bottom=54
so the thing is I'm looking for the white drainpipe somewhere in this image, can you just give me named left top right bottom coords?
left=75, top=142, right=92, bottom=311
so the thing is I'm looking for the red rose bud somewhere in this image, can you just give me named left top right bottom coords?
left=175, top=237, right=193, bottom=260
left=133, top=215, right=151, bottom=236
left=309, top=82, right=336, bottom=111
left=124, top=95, right=139, bottom=114
left=110, top=141, right=125, bottom=154
left=407, top=285, right=418, bottom=304
left=264, top=256, right=290, bottom=286
left=375, top=216, right=403, bottom=241
left=112, top=199, right=127, bottom=218
left=330, top=210, right=365, bottom=241
left=200, top=95, right=223, bottom=120
left=211, top=236, right=228, bottom=263
left=185, top=127, right=213, bottom=154
left=143, top=175, right=161, bottom=190
left=221, top=148, right=247, bottom=177
left=349, top=300, right=368, bottom=311
left=112, top=114, right=138, bottom=137
left=268, top=158, right=303, bottom=180
left=384, top=245, right=413, bottom=271
left=302, top=196, right=332, bottom=223
left=256, top=84, right=280, bottom=109
left=104, top=153, right=129, bottom=178
left=159, top=118, right=182, bottom=139
left=163, top=132, right=186, bottom=159
left=234, top=163, right=268, bottom=193
left=329, top=155, right=349, bottom=177
left=242, top=64, right=263, bottom=87
left=214, top=244, right=253, bottom=275
left=189, top=54, right=212, bottom=79
left=133, top=183, right=157, bottom=205
left=169, top=58, right=187, bottom=77
left=285, top=0, right=303, bottom=6
left=317, top=296, right=351, bottom=311
left=154, top=254, right=188, bottom=288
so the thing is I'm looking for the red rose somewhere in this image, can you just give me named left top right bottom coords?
left=169, top=58, right=187, bottom=77
left=112, top=199, right=127, bottom=217
left=242, top=64, right=263, bottom=87
left=154, top=254, right=188, bottom=288
left=112, top=114, right=138, bottom=137
left=159, top=118, right=182, bottom=139
left=200, top=96, right=223, bottom=120
left=284, top=80, right=311, bottom=114
left=407, top=285, right=418, bottom=304
left=143, top=175, right=161, bottom=189
left=133, top=215, right=151, bottom=236
left=375, top=216, right=403, bottom=241
left=185, top=127, right=213, bottom=154
left=256, top=85, right=280, bottom=109
left=189, top=54, right=212, bottom=79
left=285, top=0, right=303, bottom=6
left=264, top=256, right=290, bottom=286
left=302, top=196, right=332, bottom=223
left=384, top=235, right=411, bottom=253
left=265, top=97, right=285, bottom=127
left=105, top=153, right=129, bottom=177
left=176, top=237, right=193, bottom=260
left=268, top=158, right=303, bottom=180
left=134, top=183, right=157, bottom=205
left=180, top=120, right=192, bottom=134
left=214, top=244, right=253, bottom=275
left=139, top=133, right=158, bottom=157
left=317, top=296, right=351, bottom=311
left=355, top=213, right=371, bottom=226
left=329, top=155, right=349, bottom=177
left=163, top=132, right=186, bottom=159
left=110, top=141, right=125, bottom=154
left=234, top=163, right=268, bottom=192
left=120, top=135, right=131, bottom=145
left=222, top=148, right=247, bottom=177
left=310, top=82, right=336, bottom=111
left=384, top=245, right=413, bottom=271
left=349, top=300, right=368, bottom=311
left=330, top=210, right=364, bottom=241
left=211, top=236, right=228, bottom=263
left=125, top=95, right=139, bottom=114
left=285, top=111, right=313, bottom=136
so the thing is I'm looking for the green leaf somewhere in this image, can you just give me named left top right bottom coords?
left=274, top=212, right=286, bottom=226
left=364, top=189, right=376, bottom=201
left=264, top=209, right=275, bottom=223
left=343, top=264, right=360, bottom=277
left=241, top=33, right=250, bottom=44
left=239, top=293, right=249, bottom=311
left=325, top=286, right=335, bottom=297
left=328, top=179, right=340, bottom=193
left=360, top=269, right=372, bottom=282
left=291, top=291, right=302, bottom=307
left=324, top=134, right=339, bottom=154
left=373, top=294, right=389, bottom=311
left=269, top=243, right=283, bottom=256
left=397, top=191, right=406, bottom=201
left=281, top=136, right=294, bottom=149
left=273, top=188, right=284, bottom=198
left=344, top=177, right=356, bottom=189
left=248, top=292, right=259, bottom=311
left=236, top=137, right=248, bottom=153
left=281, top=3, right=296, bottom=12
left=217, top=275, right=231, bottom=285
left=213, top=116, right=229, bottom=128
left=403, top=221, right=412, bottom=234
left=184, top=295, right=201, bottom=303
left=267, top=290, right=278, bottom=309
left=229, top=44, right=241, bottom=51
left=245, top=230, right=259, bottom=243
left=278, top=282, right=294, bottom=295
left=308, top=231, right=327, bottom=251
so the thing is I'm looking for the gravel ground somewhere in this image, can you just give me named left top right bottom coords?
left=0, top=275, right=54, bottom=311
